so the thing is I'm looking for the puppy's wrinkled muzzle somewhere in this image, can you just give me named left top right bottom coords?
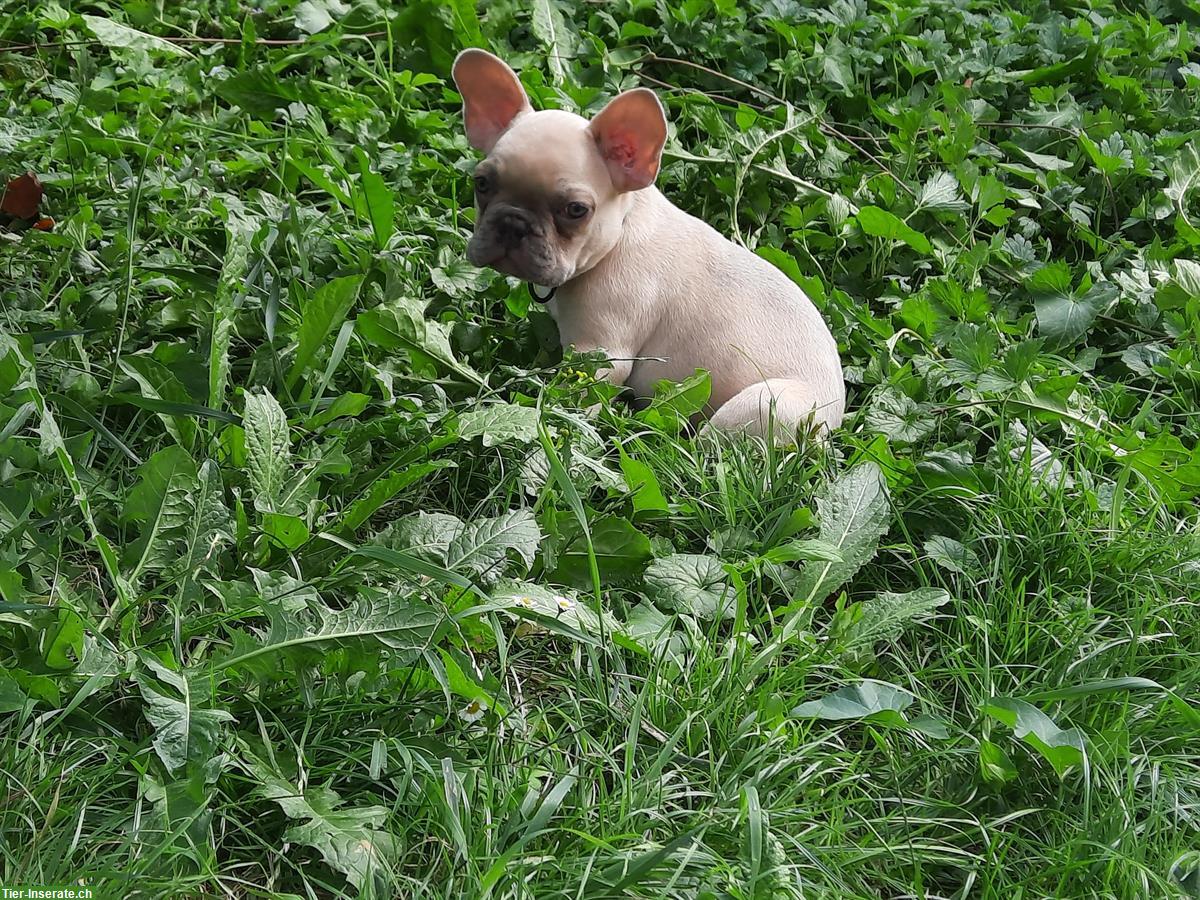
left=467, top=207, right=563, bottom=285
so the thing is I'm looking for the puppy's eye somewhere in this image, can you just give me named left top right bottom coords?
left=565, top=201, right=590, bottom=219
left=473, top=174, right=490, bottom=193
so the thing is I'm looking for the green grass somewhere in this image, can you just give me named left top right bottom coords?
left=2, top=0, right=1200, bottom=898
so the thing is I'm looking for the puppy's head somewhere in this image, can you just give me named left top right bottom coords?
left=452, top=49, right=667, bottom=287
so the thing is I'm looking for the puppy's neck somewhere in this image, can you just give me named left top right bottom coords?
left=562, top=187, right=667, bottom=296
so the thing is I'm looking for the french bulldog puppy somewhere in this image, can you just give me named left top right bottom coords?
left=452, top=49, right=845, bottom=437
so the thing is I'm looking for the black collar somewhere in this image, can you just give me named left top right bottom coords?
left=529, top=283, right=557, bottom=303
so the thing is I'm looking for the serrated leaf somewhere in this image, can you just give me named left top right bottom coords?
left=790, top=462, right=890, bottom=606
left=864, top=388, right=934, bottom=443
left=288, top=275, right=363, bottom=388
left=644, top=554, right=732, bottom=620
left=215, top=69, right=302, bottom=117
left=446, top=509, right=542, bottom=583
left=983, top=698, right=1086, bottom=777
left=791, top=680, right=913, bottom=726
left=356, top=296, right=482, bottom=385
left=385, top=509, right=541, bottom=584
left=837, top=587, right=950, bottom=651
left=240, top=752, right=397, bottom=889
left=1164, top=141, right=1200, bottom=224
left=118, top=355, right=197, bottom=449
left=83, top=15, right=192, bottom=57
left=243, top=390, right=291, bottom=513
left=916, top=171, right=968, bottom=212
left=210, top=205, right=257, bottom=412
left=219, top=590, right=443, bottom=676
left=459, top=403, right=540, bottom=447
left=856, top=206, right=932, bottom=254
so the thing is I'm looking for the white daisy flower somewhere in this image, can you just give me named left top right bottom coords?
left=459, top=699, right=487, bottom=723
left=554, top=595, right=575, bottom=613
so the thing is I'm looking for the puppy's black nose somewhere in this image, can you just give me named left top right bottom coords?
left=496, top=211, right=532, bottom=246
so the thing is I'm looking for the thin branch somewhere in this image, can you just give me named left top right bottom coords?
left=0, top=31, right=386, bottom=53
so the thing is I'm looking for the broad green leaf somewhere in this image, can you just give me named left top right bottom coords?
left=553, top=516, right=653, bottom=588
left=643, top=554, right=732, bottom=620
left=294, top=0, right=347, bottom=33
left=137, top=662, right=233, bottom=773
left=122, top=446, right=197, bottom=580
left=240, top=751, right=397, bottom=890
left=82, top=15, right=192, bottom=57
left=1029, top=263, right=1114, bottom=349
left=531, top=0, right=569, bottom=84
left=979, top=738, right=1017, bottom=784
left=638, top=370, right=711, bottom=431
left=791, top=680, right=913, bottom=728
left=924, top=535, right=980, bottom=576
left=215, top=70, right=302, bottom=116
left=0, top=671, right=28, bottom=713
left=1018, top=148, right=1074, bottom=171
left=355, top=150, right=395, bottom=249
left=261, top=512, right=309, bottom=550
left=983, top=697, right=1085, bottom=777
left=1165, top=141, right=1200, bottom=225
left=856, top=206, right=932, bottom=255
left=834, top=587, right=950, bottom=652
left=171, top=460, right=234, bottom=578
left=288, top=275, right=363, bottom=388
left=356, top=296, right=482, bottom=385
left=761, top=539, right=844, bottom=565
left=387, top=511, right=463, bottom=562
left=309, top=392, right=370, bottom=428
left=118, top=355, right=197, bottom=448
left=789, top=462, right=890, bottom=607
left=243, top=390, right=291, bottom=513
left=338, top=459, right=456, bottom=532
left=618, top=449, right=669, bottom=516
left=459, top=403, right=541, bottom=447
left=620, top=600, right=674, bottom=650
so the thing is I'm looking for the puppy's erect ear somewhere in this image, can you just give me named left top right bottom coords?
left=452, top=49, right=533, bottom=153
left=587, top=88, right=668, bottom=192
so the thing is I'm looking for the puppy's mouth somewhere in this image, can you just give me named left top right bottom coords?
left=467, top=240, right=563, bottom=287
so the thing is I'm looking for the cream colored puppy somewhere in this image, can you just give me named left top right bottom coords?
left=452, top=49, right=845, bottom=436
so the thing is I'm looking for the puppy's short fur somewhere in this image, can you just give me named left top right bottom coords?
left=452, top=50, right=845, bottom=436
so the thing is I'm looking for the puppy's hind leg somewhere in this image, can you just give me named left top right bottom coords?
left=703, top=378, right=842, bottom=443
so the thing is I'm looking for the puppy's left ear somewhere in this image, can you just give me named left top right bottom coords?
left=588, top=88, right=667, bottom=192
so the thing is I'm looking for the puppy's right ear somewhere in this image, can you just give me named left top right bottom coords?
left=452, top=49, right=532, bottom=153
